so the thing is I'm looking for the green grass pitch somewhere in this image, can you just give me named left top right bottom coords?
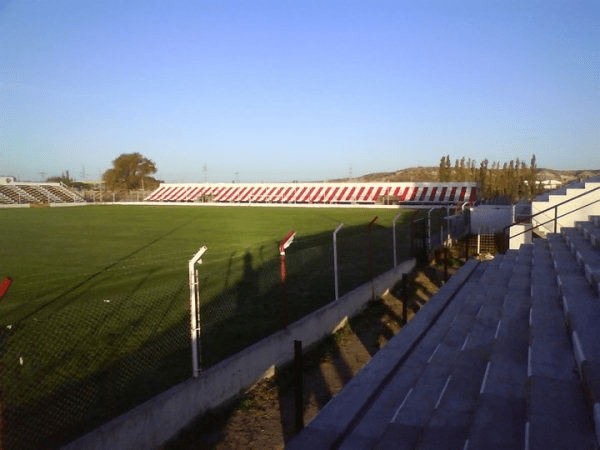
left=0, top=204, right=414, bottom=446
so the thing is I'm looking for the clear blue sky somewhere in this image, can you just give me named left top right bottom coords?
left=1, top=1, right=598, bottom=183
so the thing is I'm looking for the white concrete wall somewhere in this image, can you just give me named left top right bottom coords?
left=62, top=258, right=416, bottom=450
left=509, top=224, right=532, bottom=250
left=0, top=203, right=30, bottom=209
left=470, top=205, right=514, bottom=234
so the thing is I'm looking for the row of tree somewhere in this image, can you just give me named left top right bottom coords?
left=439, top=154, right=543, bottom=202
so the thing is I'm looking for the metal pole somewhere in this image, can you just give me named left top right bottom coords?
left=279, top=231, right=295, bottom=327
left=554, top=205, right=558, bottom=233
left=427, top=208, right=433, bottom=252
left=444, top=246, right=448, bottom=283
left=333, top=223, right=344, bottom=300
left=367, top=217, right=379, bottom=299
left=393, top=213, right=402, bottom=268
left=402, top=273, right=408, bottom=325
left=280, top=252, right=289, bottom=327
left=189, top=246, right=207, bottom=378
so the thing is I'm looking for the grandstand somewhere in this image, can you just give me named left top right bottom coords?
left=145, top=181, right=477, bottom=205
left=0, top=177, right=85, bottom=204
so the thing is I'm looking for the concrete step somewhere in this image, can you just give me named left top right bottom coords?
left=285, top=259, right=483, bottom=450
left=577, top=220, right=600, bottom=249
left=381, top=256, right=527, bottom=450
left=526, top=239, right=597, bottom=448
left=561, top=227, right=600, bottom=294
left=336, top=265, right=493, bottom=448
left=461, top=250, right=533, bottom=450
left=547, top=233, right=600, bottom=447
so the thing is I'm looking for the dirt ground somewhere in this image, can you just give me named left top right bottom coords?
left=162, top=259, right=461, bottom=450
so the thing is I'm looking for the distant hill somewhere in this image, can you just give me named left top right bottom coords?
left=332, top=167, right=600, bottom=184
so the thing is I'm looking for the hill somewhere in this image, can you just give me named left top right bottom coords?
left=333, top=167, right=600, bottom=184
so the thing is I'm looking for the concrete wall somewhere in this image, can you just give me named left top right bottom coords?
left=0, top=202, right=87, bottom=209
left=509, top=224, right=532, bottom=250
left=0, top=203, right=30, bottom=209
left=62, top=258, right=416, bottom=450
left=470, top=205, right=514, bottom=234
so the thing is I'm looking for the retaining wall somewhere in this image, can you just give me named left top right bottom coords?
left=62, top=258, right=416, bottom=450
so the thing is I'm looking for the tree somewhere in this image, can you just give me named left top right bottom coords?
left=439, top=155, right=450, bottom=182
left=103, top=153, right=159, bottom=191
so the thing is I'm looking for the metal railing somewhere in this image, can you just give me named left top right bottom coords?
left=504, top=185, right=600, bottom=245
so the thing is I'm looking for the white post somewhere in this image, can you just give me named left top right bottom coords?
left=333, top=223, right=344, bottom=300
left=189, top=246, right=207, bottom=378
left=477, top=233, right=481, bottom=255
left=393, top=213, right=402, bottom=267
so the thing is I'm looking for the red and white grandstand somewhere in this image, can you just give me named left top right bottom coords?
left=145, top=182, right=477, bottom=205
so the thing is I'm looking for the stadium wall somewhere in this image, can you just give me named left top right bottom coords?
left=61, top=258, right=416, bottom=450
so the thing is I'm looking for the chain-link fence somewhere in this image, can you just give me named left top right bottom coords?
left=197, top=221, right=412, bottom=368
left=0, top=217, right=414, bottom=450
left=0, top=263, right=191, bottom=450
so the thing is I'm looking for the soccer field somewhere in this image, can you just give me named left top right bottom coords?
left=0, top=204, right=414, bottom=449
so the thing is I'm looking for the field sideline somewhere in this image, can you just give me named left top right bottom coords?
left=0, top=204, right=415, bottom=448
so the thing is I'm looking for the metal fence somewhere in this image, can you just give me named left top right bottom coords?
left=0, top=220, right=413, bottom=449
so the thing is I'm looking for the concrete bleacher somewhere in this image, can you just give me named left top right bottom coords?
left=0, top=182, right=84, bottom=204
left=145, top=182, right=478, bottom=206
left=287, top=213, right=600, bottom=449
left=531, top=177, right=600, bottom=236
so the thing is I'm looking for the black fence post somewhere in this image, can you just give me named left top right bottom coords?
left=402, top=273, right=408, bottom=326
left=444, top=246, right=448, bottom=283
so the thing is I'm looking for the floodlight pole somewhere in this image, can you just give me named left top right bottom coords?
left=279, top=230, right=296, bottom=327
left=393, top=213, right=402, bottom=268
left=189, top=246, right=207, bottom=378
left=333, top=223, right=344, bottom=300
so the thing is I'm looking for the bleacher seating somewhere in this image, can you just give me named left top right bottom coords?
left=145, top=182, right=478, bottom=206
left=0, top=182, right=85, bottom=204
left=287, top=213, right=600, bottom=449
left=531, top=177, right=600, bottom=236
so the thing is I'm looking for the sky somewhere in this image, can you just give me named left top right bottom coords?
left=1, top=1, right=598, bottom=183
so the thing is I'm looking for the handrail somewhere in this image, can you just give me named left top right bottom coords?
left=505, top=184, right=600, bottom=242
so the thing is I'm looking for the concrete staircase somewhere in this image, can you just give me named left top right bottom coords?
left=530, top=177, right=600, bottom=236
left=287, top=215, right=600, bottom=449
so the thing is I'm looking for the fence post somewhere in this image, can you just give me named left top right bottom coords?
left=189, top=246, right=207, bottom=378
left=333, top=223, right=344, bottom=300
left=444, top=246, right=448, bottom=283
left=554, top=205, right=558, bottom=233
left=402, top=273, right=408, bottom=325
left=279, top=231, right=296, bottom=327
left=367, top=217, right=379, bottom=299
left=393, top=213, right=402, bottom=268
